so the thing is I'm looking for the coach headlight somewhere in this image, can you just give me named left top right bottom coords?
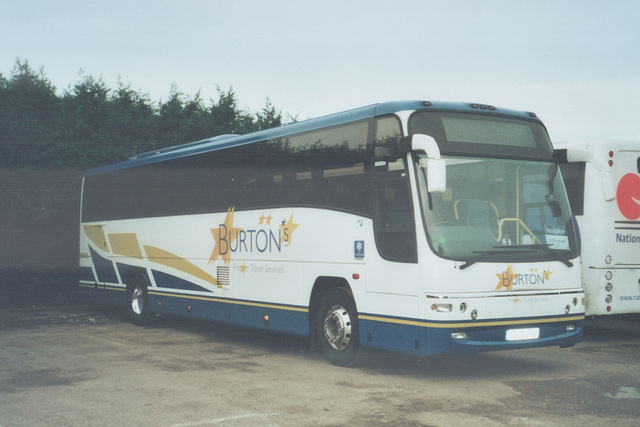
left=431, top=303, right=453, bottom=313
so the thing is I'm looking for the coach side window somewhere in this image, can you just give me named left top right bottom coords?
left=287, top=121, right=371, bottom=215
left=372, top=115, right=417, bottom=263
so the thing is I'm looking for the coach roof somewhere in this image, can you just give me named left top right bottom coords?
left=85, top=100, right=541, bottom=176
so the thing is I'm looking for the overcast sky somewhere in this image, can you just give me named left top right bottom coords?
left=2, top=0, right=639, bottom=142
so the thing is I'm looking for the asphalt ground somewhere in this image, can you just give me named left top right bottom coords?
left=1, top=305, right=639, bottom=426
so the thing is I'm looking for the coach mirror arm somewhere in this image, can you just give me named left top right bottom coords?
left=409, top=134, right=447, bottom=194
left=554, top=147, right=615, bottom=201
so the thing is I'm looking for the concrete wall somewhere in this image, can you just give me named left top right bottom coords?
left=0, top=167, right=83, bottom=307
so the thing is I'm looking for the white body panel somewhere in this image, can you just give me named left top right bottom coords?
left=558, top=140, right=640, bottom=315
left=80, top=203, right=583, bottom=326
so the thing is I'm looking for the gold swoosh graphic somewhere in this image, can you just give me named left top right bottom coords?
left=109, top=233, right=143, bottom=259
left=144, top=245, right=221, bottom=289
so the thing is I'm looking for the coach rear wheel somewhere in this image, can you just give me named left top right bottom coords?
left=317, top=287, right=360, bottom=366
left=128, top=275, right=151, bottom=325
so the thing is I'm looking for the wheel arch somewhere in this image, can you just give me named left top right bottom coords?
left=308, top=276, right=355, bottom=350
left=123, top=267, right=150, bottom=294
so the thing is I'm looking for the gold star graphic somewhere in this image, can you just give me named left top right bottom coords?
left=280, top=212, right=300, bottom=246
left=496, top=265, right=519, bottom=291
left=209, top=207, right=244, bottom=265
left=258, top=213, right=273, bottom=225
left=239, top=262, right=247, bottom=274
left=543, top=268, right=553, bottom=281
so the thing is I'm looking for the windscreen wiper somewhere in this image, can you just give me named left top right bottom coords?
left=459, top=247, right=535, bottom=270
left=520, top=244, right=574, bottom=267
left=459, top=244, right=572, bottom=270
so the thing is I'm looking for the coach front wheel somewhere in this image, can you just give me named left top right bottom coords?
left=317, top=287, right=360, bottom=366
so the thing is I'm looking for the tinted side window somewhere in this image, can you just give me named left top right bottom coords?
left=287, top=120, right=370, bottom=214
left=371, top=115, right=417, bottom=263
left=82, top=121, right=372, bottom=222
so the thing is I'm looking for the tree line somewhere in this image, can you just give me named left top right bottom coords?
left=0, top=59, right=292, bottom=168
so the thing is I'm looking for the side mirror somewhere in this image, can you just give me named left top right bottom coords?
left=413, top=134, right=446, bottom=194
left=554, top=148, right=615, bottom=201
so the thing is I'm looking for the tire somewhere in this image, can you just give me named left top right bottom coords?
left=316, top=287, right=360, bottom=366
left=127, top=274, right=151, bottom=325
